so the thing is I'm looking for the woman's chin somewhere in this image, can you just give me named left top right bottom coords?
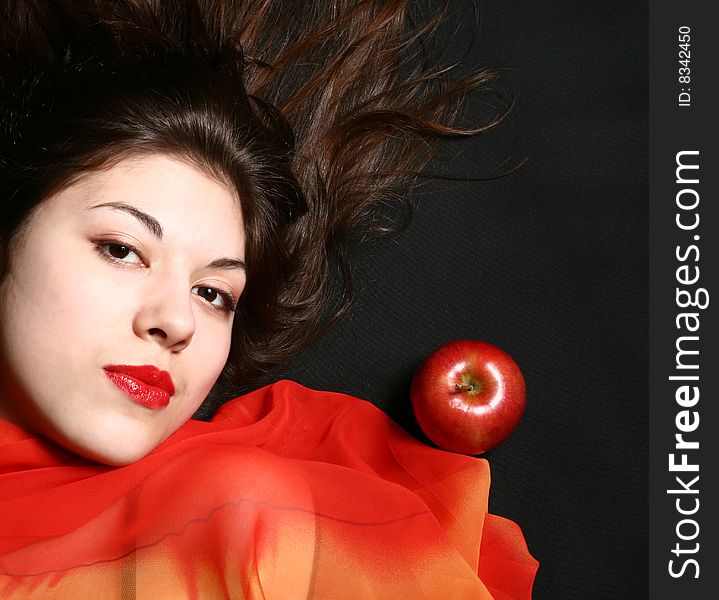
left=48, top=423, right=167, bottom=467
left=88, top=446, right=154, bottom=467
left=63, top=439, right=155, bottom=466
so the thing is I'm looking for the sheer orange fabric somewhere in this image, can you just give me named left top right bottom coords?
left=0, top=379, right=537, bottom=598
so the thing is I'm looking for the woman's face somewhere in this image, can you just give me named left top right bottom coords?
left=0, top=154, right=246, bottom=465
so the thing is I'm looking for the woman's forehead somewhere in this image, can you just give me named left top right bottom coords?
left=55, top=155, right=241, bottom=224
left=22, top=153, right=247, bottom=263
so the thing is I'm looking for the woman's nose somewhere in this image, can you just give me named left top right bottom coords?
left=132, top=279, right=196, bottom=351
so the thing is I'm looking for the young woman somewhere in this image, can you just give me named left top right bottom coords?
left=0, top=1, right=538, bottom=597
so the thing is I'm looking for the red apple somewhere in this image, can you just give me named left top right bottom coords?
left=410, top=340, right=526, bottom=455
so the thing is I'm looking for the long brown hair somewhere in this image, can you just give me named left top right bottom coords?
left=0, top=0, right=508, bottom=415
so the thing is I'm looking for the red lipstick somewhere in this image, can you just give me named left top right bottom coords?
left=104, top=365, right=175, bottom=409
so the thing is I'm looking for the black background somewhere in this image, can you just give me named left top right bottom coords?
left=279, top=2, right=648, bottom=598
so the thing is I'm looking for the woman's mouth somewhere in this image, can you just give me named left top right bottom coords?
left=103, top=365, right=175, bottom=409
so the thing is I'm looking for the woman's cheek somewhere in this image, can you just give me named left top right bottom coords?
left=192, top=316, right=233, bottom=388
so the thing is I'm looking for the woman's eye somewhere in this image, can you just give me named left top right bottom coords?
left=108, top=244, right=131, bottom=259
left=192, top=286, right=236, bottom=313
left=96, top=242, right=144, bottom=266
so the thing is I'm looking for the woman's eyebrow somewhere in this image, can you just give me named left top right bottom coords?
left=88, top=201, right=246, bottom=272
left=87, top=202, right=164, bottom=239
left=207, top=257, right=247, bottom=272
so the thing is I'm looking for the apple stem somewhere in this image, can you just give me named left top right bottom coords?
left=453, top=384, right=475, bottom=393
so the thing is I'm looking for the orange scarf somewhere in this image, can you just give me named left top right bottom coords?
left=0, top=380, right=537, bottom=599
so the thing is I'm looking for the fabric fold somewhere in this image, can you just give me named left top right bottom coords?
left=1, top=379, right=537, bottom=598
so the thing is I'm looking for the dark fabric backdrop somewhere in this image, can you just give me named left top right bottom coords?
left=278, top=2, right=648, bottom=598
